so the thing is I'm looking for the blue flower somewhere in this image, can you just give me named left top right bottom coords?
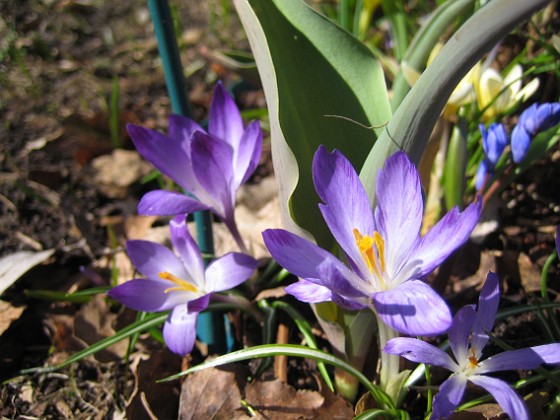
left=511, top=102, right=560, bottom=163
left=475, top=123, right=508, bottom=190
left=263, top=147, right=481, bottom=336
left=384, top=272, right=560, bottom=420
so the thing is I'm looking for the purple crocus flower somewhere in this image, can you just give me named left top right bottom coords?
left=127, top=82, right=263, bottom=250
left=475, top=123, right=508, bottom=191
left=384, top=272, right=560, bottom=420
left=511, top=102, right=560, bottom=163
left=107, top=216, right=257, bottom=355
left=263, top=147, right=481, bottom=336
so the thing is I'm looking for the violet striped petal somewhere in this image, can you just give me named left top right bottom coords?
left=208, top=81, right=244, bottom=150
left=469, top=375, right=529, bottom=420
left=107, top=279, right=194, bottom=312
left=126, top=240, right=189, bottom=281
left=285, top=280, right=334, bottom=303
left=471, top=272, right=500, bottom=358
left=312, top=146, right=375, bottom=277
left=187, top=294, right=211, bottom=313
left=235, top=120, right=263, bottom=187
left=448, top=305, right=476, bottom=365
left=383, top=337, right=458, bottom=371
left=431, top=374, right=468, bottom=420
left=127, top=124, right=191, bottom=191
left=163, top=305, right=198, bottom=355
left=373, top=280, right=452, bottom=336
left=169, top=216, right=205, bottom=287
left=415, top=199, right=481, bottom=277
left=204, top=252, right=257, bottom=293
left=168, top=114, right=204, bottom=143
left=476, top=343, right=560, bottom=374
left=138, top=190, right=210, bottom=216
left=263, top=229, right=369, bottom=299
left=191, top=131, right=235, bottom=219
left=374, top=151, right=423, bottom=274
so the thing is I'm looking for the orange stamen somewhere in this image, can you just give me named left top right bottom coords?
left=159, top=271, right=198, bottom=293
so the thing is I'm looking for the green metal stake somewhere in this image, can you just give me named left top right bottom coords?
left=147, top=0, right=227, bottom=353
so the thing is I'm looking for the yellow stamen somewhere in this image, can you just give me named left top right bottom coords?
left=353, top=228, right=386, bottom=278
left=159, top=271, right=198, bottom=293
left=467, top=347, right=479, bottom=369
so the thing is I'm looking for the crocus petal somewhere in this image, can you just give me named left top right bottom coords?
left=163, top=305, right=198, bottom=355
left=169, top=216, right=205, bottom=287
left=475, top=159, right=491, bottom=191
left=168, top=114, right=204, bottom=143
left=107, top=278, right=194, bottom=312
left=126, top=240, right=189, bottom=281
left=511, top=124, right=531, bottom=163
left=312, top=146, right=375, bottom=276
left=285, top=280, right=334, bottom=303
left=263, top=229, right=369, bottom=298
left=235, top=120, right=263, bottom=187
left=383, top=337, right=458, bottom=370
left=503, top=64, right=522, bottom=97
left=476, top=343, right=560, bottom=374
left=471, top=272, right=500, bottom=358
left=138, top=190, right=210, bottom=216
left=415, top=199, right=481, bottom=277
left=431, top=374, right=468, bottom=420
left=374, top=151, right=424, bottom=274
left=208, top=81, right=244, bottom=150
left=448, top=305, right=476, bottom=365
left=373, top=280, right=452, bottom=336
left=483, top=123, right=508, bottom=165
left=468, top=375, right=529, bottom=420
left=191, top=131, right=234, bottom=219
left=127, top=124, right=191, bottom=191
left=187, top=294, right=211, bottom=313
left=204, top=252, right=257, bottom=292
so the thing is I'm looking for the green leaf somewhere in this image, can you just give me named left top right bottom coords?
left=391, top=0, right=476, bottom=110
left=159, top=343, right=396, bottom=411
left=18, top=312, right=168, bottom=375
left=234, top=0, right=391, bottom=247
left=360, top=0, right=551, bottom=203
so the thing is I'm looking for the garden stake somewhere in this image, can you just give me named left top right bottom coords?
left=146, top=0, right=229, bottom=354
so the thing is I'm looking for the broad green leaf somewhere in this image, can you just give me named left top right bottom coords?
left=360, top=0, right=551, bottom=203
left=234, top=0, right=391, bottom=248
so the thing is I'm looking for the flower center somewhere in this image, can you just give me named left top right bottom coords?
left=465, top=347, right=479, bottom=374
left=353, top=228, right=386, bottom=280
left=159, top=271, right=198, bottom=293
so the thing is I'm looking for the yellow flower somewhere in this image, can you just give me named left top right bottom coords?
left=475, top=64, right=539, bottom=121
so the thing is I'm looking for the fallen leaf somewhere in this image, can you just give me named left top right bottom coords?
left=0, top=301, right=25, bottom=335
left=73, top=295, right=128, bottom=361
left=178, top=363, right=248, bottom=419
left=126, top=349, right=181, bottom=420
left=244, top=378, right=323, bottom=419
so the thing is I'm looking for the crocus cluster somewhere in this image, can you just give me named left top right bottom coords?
left=108, top=216, right=257, bottom=355
left=263, top=147, right=481, bottom=336
left=475, top=102, right=560, bottom=191
left=127, top=81, right=263, bottom=251
left=384, top=272, right=560, bottom=420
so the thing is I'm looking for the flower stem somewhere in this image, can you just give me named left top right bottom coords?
left=374, top=311, right=400, bottom=398
left=225, top=217, right=249, bottom=254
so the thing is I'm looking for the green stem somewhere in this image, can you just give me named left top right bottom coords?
left=375, top=311, right=399, bottom=395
